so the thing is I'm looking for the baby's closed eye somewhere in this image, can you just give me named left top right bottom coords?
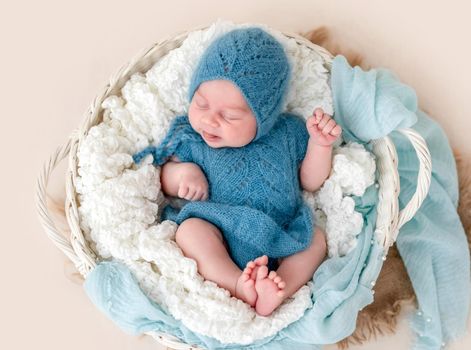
left=222, top=112, right=242, bottom=121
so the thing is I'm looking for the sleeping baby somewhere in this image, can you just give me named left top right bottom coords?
left=133, top=27, right=342, bottom=316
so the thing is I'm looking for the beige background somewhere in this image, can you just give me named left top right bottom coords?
left=1, top=0, right=470, bottom=349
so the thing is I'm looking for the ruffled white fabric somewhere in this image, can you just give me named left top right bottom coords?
left=76, top=20, right=375, bottom=344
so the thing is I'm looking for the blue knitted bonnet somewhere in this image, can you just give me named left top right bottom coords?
left=188, top=27, right=291, bottom=141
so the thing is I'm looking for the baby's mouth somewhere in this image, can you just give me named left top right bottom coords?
left=202, top=130, right=221, bottom=141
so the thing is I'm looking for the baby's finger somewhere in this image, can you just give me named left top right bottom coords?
left=190, top=189, right=202, bottom=201
left=313, top=108, right=324, bottom=120
left=184, top=188, right=196, bottom=200
left=331, top=125, right=342, bottom=136
left=195, top=187, right=207, bottom=201
left=322, top=119, right=336, bottom=135
left=318, top=114, right=331, bottom=129
left=306, top=116, right=318, bottom=129
left=178, top=184, right=189, bottom=198
left=314, top=111, right=324, bottom=124
left=307, top=124, right=323, bottom=138
left=198, top=188, right=208, bottom=201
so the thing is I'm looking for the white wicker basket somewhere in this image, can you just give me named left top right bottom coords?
left=35, top=24, right=432, bottom=350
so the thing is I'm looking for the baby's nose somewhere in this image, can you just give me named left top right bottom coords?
left=201, top=113, right=220, bottom=128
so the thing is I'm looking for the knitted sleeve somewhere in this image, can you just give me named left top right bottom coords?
left=284, top=113, right=310, bottom=165
left=132, top=115, right=203, bottom=166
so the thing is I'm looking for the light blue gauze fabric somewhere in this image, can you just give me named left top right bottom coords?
left=83, top=55, right=470, bottom=350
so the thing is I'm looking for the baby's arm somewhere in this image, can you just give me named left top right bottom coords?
left=161, top=156, right=209, bottom=201
left=300, top=108, right=342, bottom=192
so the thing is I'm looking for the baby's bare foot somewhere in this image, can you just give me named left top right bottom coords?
left=235, top=267, right=258, bottom=307
left=254, top=267, right=287, bottom=316
left=235, top=255, right=268, bottom=307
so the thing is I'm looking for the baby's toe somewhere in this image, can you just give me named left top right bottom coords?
left=276, top=290, right=286, bottom=298
left=256, top=265, right=269, bottom=280
left=250, top=266, right=259, bottom=280
left=240, top=273, right=250, bottom=282
left=254, top=255, right=268, bottom=266
left=278, top=281, right=286, bottom=289
left=247, top=261, right=255, bottom=269
left=268, top=271, right=277, bottom=280
left=274, top=276, right=281, bottom=283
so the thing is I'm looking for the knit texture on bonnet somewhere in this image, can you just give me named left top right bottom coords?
left=188, top=27, right=291, bottom=141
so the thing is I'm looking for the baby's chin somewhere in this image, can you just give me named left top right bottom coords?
left=205, top=141, right=226, bottom=148
left=203, top=137, right=246, bottom=149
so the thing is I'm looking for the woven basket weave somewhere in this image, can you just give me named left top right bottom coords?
left=36, top=24, right=432, bottom=349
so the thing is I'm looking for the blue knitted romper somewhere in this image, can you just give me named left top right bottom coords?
left=133, top=28, right=315, bottom=270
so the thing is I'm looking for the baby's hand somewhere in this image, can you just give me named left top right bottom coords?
left=306, top=108, right=342, bottom=147
left=178, top=163, right=209, bottom=201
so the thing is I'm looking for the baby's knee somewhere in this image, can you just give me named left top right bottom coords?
left=175, top=218, right=223, bottom=247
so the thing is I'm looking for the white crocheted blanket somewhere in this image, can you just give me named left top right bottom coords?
left=76, top=20, right=376, bottom=345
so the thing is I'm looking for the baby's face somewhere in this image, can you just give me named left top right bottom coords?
left=188, top=80, right=257, bottom=148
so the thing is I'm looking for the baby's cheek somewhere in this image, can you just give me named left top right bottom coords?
left=231, top=128, right=248, bottom=145
left=244, top=124, right=257, bottom=143
left=224, top=129, right=239, bottom=145
left=187, top=107, right=200, bottom=131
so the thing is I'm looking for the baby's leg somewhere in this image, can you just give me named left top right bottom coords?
left=175, top=218, right=260, bottom=306
left=276, top=227, right=327, bottom=296
left=255, top=227, right=327, bottom=316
